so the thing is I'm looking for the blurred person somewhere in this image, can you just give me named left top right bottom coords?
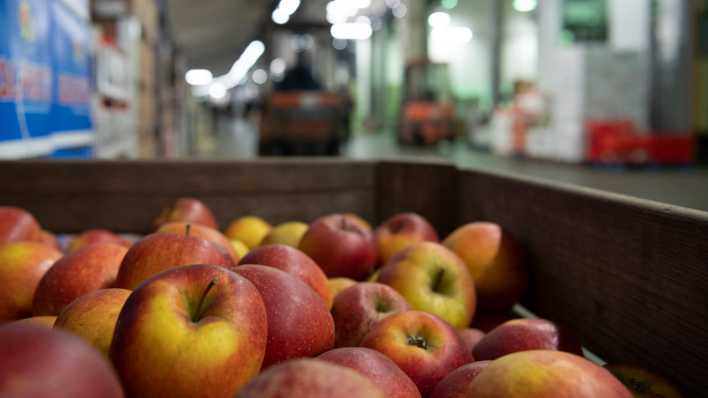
left=276, top=50, right=322, bottom=92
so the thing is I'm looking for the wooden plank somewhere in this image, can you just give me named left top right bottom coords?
left=376, top=160, right=459, bottom=236
left=458, top=169, right=708, bottom=395
left=0, top=160, right=377, bottom=233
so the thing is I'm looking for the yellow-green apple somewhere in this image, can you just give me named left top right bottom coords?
left=331, top=282, right=410, bottom=347
left=237, top=358, right=386, bottom=398
left=465, top=350, right=633, bottom=397
left=225, top=216, right=271, bottom=249
left=328, top=277, right=357, bottom=299
left=471, top=311, right=516, bottom=333
left=114, top=232, right=234, bottom=289
left=154, top=197, right=218, bottom=229
left=260, top=221, right=308, bottom=247
left=10, top=315, right=57, bottom=328
left=361, top=310, right=470, bottom=396
left=54, top=288, right=131, bottom=356
left=38, top=230, right=61, bottom=251
left=458, top=328, right=485, bottom=361
left=33, top=243, right=127, bottom=316
left=430, top=361, right=492, bottom=398
left=67, top=229, right=131, bottom=254
left=299, top=214, right=377, bottom=280
left=0, top=242, right=62, bottom=321
left=605, top=364, right=684, bottom=398
left=472, top=318, right=582, bottom=361
left=378, top=242, right=476, bottom=328
left=319, top=347, right=422, bottom=398
left=239, top=244, right=332, bottom=307
left=443, top=223, right=527, bottom=311
left=0, top=324, right=124, bottom=398
left=231, top=240, right=250, bottom=258
left=233, top=265, right=334, bottom=367
left=0, top=207, right=42, bottom=244
left=375, top=213, right=439, bottom=265
left=159, top=222, right=240, bottom=263
left=110, top=264, right=267, bottom=398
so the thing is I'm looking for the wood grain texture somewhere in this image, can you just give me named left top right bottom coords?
left=457, top=169, right=708, bottom=395
left=0, top=160, right=376, bottom=233
left=376, top=160, right=459, bottom=237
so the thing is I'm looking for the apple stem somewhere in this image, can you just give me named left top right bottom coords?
left=185, top=224, right=191, bottom=237
left=407, top=335, right=429, bottom=350
left=193, top=278, right=217, bottom=322
left=431, top=268, right=446, bottom=294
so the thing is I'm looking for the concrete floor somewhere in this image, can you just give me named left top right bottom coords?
left=212, top=126, right=708, bottom=212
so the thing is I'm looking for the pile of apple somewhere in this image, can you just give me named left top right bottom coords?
left=0, top=200, right=683, bottom=397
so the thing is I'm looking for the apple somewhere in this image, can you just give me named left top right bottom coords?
left=110, top=264, right=267, bottom=398
left=225, top=216, right=271, bottom=249
left=239, top=244, right=332, bottom=307
left=237, top=358, right=386, bottom=398
left=38, top=230, right=61, bottom=251
left=154, top=197, right=218, bottom=229
left=0, top=324, right=124, bottom=397
left=443, top=223, right=527, bottom=311
left=328, top=277, right=357, bottom=299
left=10, top=315, right=57, bottom=328
left=375, top=213, right=439, bottom=265
left=299, top=214, right=377, bottom=280
left=231, top=240, right=250, bottom=258
left=114, top=232, right=234, bottom=289
left=605, top=364, right=684, bottom=398
left=259, top=221, right=308, bottom=247
left=472, top=318, right=582, bottom=361
left=457, top=328, right=485, bottom=361
left=430, top=361, right=492, bottom=398
left=319, top=347, right=421, bottom=398
left=0, top=242, right=62, bottom=321
left=0, top=207, right=42, bottom=244
left=233, top=265, right=334, bottom=367
left=361, top=310, right=470, bottom=396
left=67, top=229, right=131, bottom=254
left=378, top=242, right=476, bottom=329
left=158, top=222, right=240, bottom=263
left=33, top=242, right=127, bottom=316
left=54, top=288, right=131, bottom=356
left=465, top=350, right=632, bottom=397
left=331, top=282, right=410, bottom=347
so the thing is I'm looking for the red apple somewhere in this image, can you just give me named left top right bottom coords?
left=159, top=222, right=240, bottom=263
left=0, top=242, right=62, bottom=321
left=472, top=318, right=582, bottom=361
left=10, top=315, right=57, bottom=328
left=331, top=282, right=410, bottom=347
left=0, top=324, right=124, bottom=397
left=319, top=347, right=422, bottom=398
left=430, top=361, right=492, bottom=398
left=443, top=223, right=527, bottom=311
left=38, top=230, right=61, bottom=251
left=154, top=197, right=218, bottom=229
left=465, top=350, right=632, bottom=397
left=110, top=264, right=267, bottom=398
left=0, top=207, right=42, bottom=244
left=375, top=213, right=439, bottom=265
left=239, top=244, right=332, bottom=307
left=234, top=265, right=334, bottom=367
left=299, top=213, right=377, bottom=280
left=605, top=364, right=684, bottom=398
left=114, top=232, right=234, bottom=289
left=54, top=288, right=131, bottom=356
left=237, top=358, right=386, bottom=398
left=378, top=242, right=476, bottom=329
left=361, top=310, right=470, bottom=396
left=458, top=328, right=485, bottom=361
left=33, top=242, right=127, bottom=316
left=67, top=229, right=131, bottom=254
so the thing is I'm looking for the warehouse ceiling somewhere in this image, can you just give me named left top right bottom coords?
left=166, top=0, right=330, bottom=76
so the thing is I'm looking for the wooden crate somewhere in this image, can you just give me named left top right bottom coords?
left=1, top=159, right=706, bottom=394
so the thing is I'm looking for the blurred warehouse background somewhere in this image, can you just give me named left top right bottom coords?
left=0, top=0, right=707, bottom=167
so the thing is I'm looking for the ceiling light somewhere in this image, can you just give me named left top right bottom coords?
left=209, top=83, right=227, bottom=101
left=331, top=22, right=373, bottom=40
left=215, top=40, right=266, bottom=89
left=513, top=0, right=538, bottom=13
left=252, top=69, right=268, bottom=85
left=428, top=11, right=451, bottom=28
left=431, top=26, right=473, bottom=44
left=272, top=8, right=289, bottom=24
left=185, top=69, right=213, bottom=86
